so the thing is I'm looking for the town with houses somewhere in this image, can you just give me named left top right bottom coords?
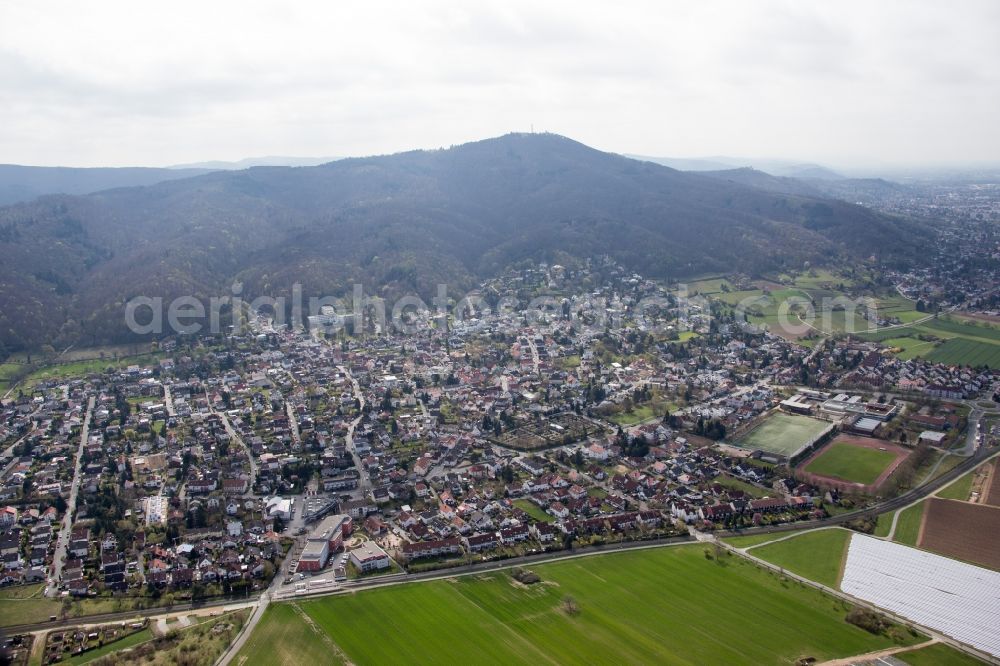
left=0, top=257, right=997, bottom=618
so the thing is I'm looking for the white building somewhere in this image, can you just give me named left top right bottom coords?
left=349, top=541, right=391, bottom=573
left=144, top=495, right=168, bottom=525
left=265, top=496, right=292, bottom=521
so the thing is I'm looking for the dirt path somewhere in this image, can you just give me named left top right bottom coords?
left=817, top=638, right=938, bottom=666
left=28, top=630, right=47, bottom=665
left=915, top=499, right=929, bottom=548
left=886, top=508, right=901, bottom=541
left=975, top=460, right=996, bottom=505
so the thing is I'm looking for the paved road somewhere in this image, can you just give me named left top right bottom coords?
left=956, top=406, right=988, bottom=457
left=217, top=513, right=304, bottom=666
left=208, top=397, right=258, bottom=489
left=47, top=396, right=94, bottom=597
left=0, top=421, right=38, bottom=479
left=163, top=383, right=176, bottom=418
left=338, top=365, right=371, bottom=494
left=285, top=400, right=301, bottom=446
left=525, top=336, right=540, bottom=374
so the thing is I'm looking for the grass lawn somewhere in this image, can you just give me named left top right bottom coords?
left=803, top=442, right=898, bottom=486
left=66, top=628, right=153, bottom=665
left=737, top=413, right=831, bottom=457
left=241, top=545, right=924, bottom=666
left=879, top=337, right=938, bottom=361
left=0, top=362, right=25, bottom=392
left=711, top=475, right=771, bottom=499
left=0, top=591, right=176, bottom=629
left=94, top=610, right=248, bottom=666
left=686, top=277, right=732, bottom=295
left=608, top=404, right=657, bottom=425
left=557, top=355, right=581, bottom=370
left=874, top=512, right=893, bottom=537
left=0, top=583, right=45, bottom=600
left=893, top=502, right=926, bottom=547
left=20, top=353, right=163, bottom=390
left=752, top=528, right=852, bottom=589
left=895, top=642, right=988, bottom=666
left=875, top=295, right=923, bottom=324
left=722, top=529, right=808, bottom=549
left=236, top=603, right=345, bottom=666
left=606, top=398, right=677, bottom=427
left=0, top=593, right=61, bottom=627
left=513, top=500, right=554, bottom=523
left=936, top=467, right=977, bottom=501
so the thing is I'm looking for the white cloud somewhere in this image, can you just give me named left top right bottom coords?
left=0, top=0, right=997, bottom=168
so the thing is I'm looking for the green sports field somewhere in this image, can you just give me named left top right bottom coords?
left=238, top=545, right=921, bottom=666
left=737, top=412, right=831, bottom=457
left=751, top=528, right=852, bottom=589
left=803, top=441, right=898, bottom=486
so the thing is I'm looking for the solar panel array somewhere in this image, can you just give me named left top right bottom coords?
left=840, top=534, right=1000, bottom=658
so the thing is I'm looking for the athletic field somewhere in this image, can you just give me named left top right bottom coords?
left=737, top=412, right=831, bottom=457
left=798, top=436, right=910, bottom=492
left=803, top=440, right=899, bottom=486
left=238, top=545, right=919, bottom=665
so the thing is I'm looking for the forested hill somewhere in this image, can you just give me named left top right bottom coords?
left=0, top=133, right=931, bottom=351
left=0, top=164, right=214, bottom=206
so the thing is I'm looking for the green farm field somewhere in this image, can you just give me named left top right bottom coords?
left=737, top=412, right=831, bottom=457
left=803, top=441, right=899, bottom=486
left=239, top=545, right=921, bottom=666
left=751, top=528, right=852, bottom=589
left=235, top=604, right=342, bottom=666
left=894, top=641, right=989, bottom=666
left=926, top=338, right=1000, bottom=367
left=859, top=316, right=1000, bottom=367
left=690, top=270, right=903, bottom=343
left=722, top=529, right=808, bottom=549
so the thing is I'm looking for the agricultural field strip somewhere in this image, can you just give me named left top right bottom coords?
left=254, top=544, right=920, bottom=666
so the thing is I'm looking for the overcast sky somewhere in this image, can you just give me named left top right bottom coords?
left=1, top=0, right=998, bottom=169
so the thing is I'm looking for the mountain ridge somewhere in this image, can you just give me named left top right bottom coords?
left=0, top=133, right=931, bottom=352
left=0, top=164, right=216, bottom=207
